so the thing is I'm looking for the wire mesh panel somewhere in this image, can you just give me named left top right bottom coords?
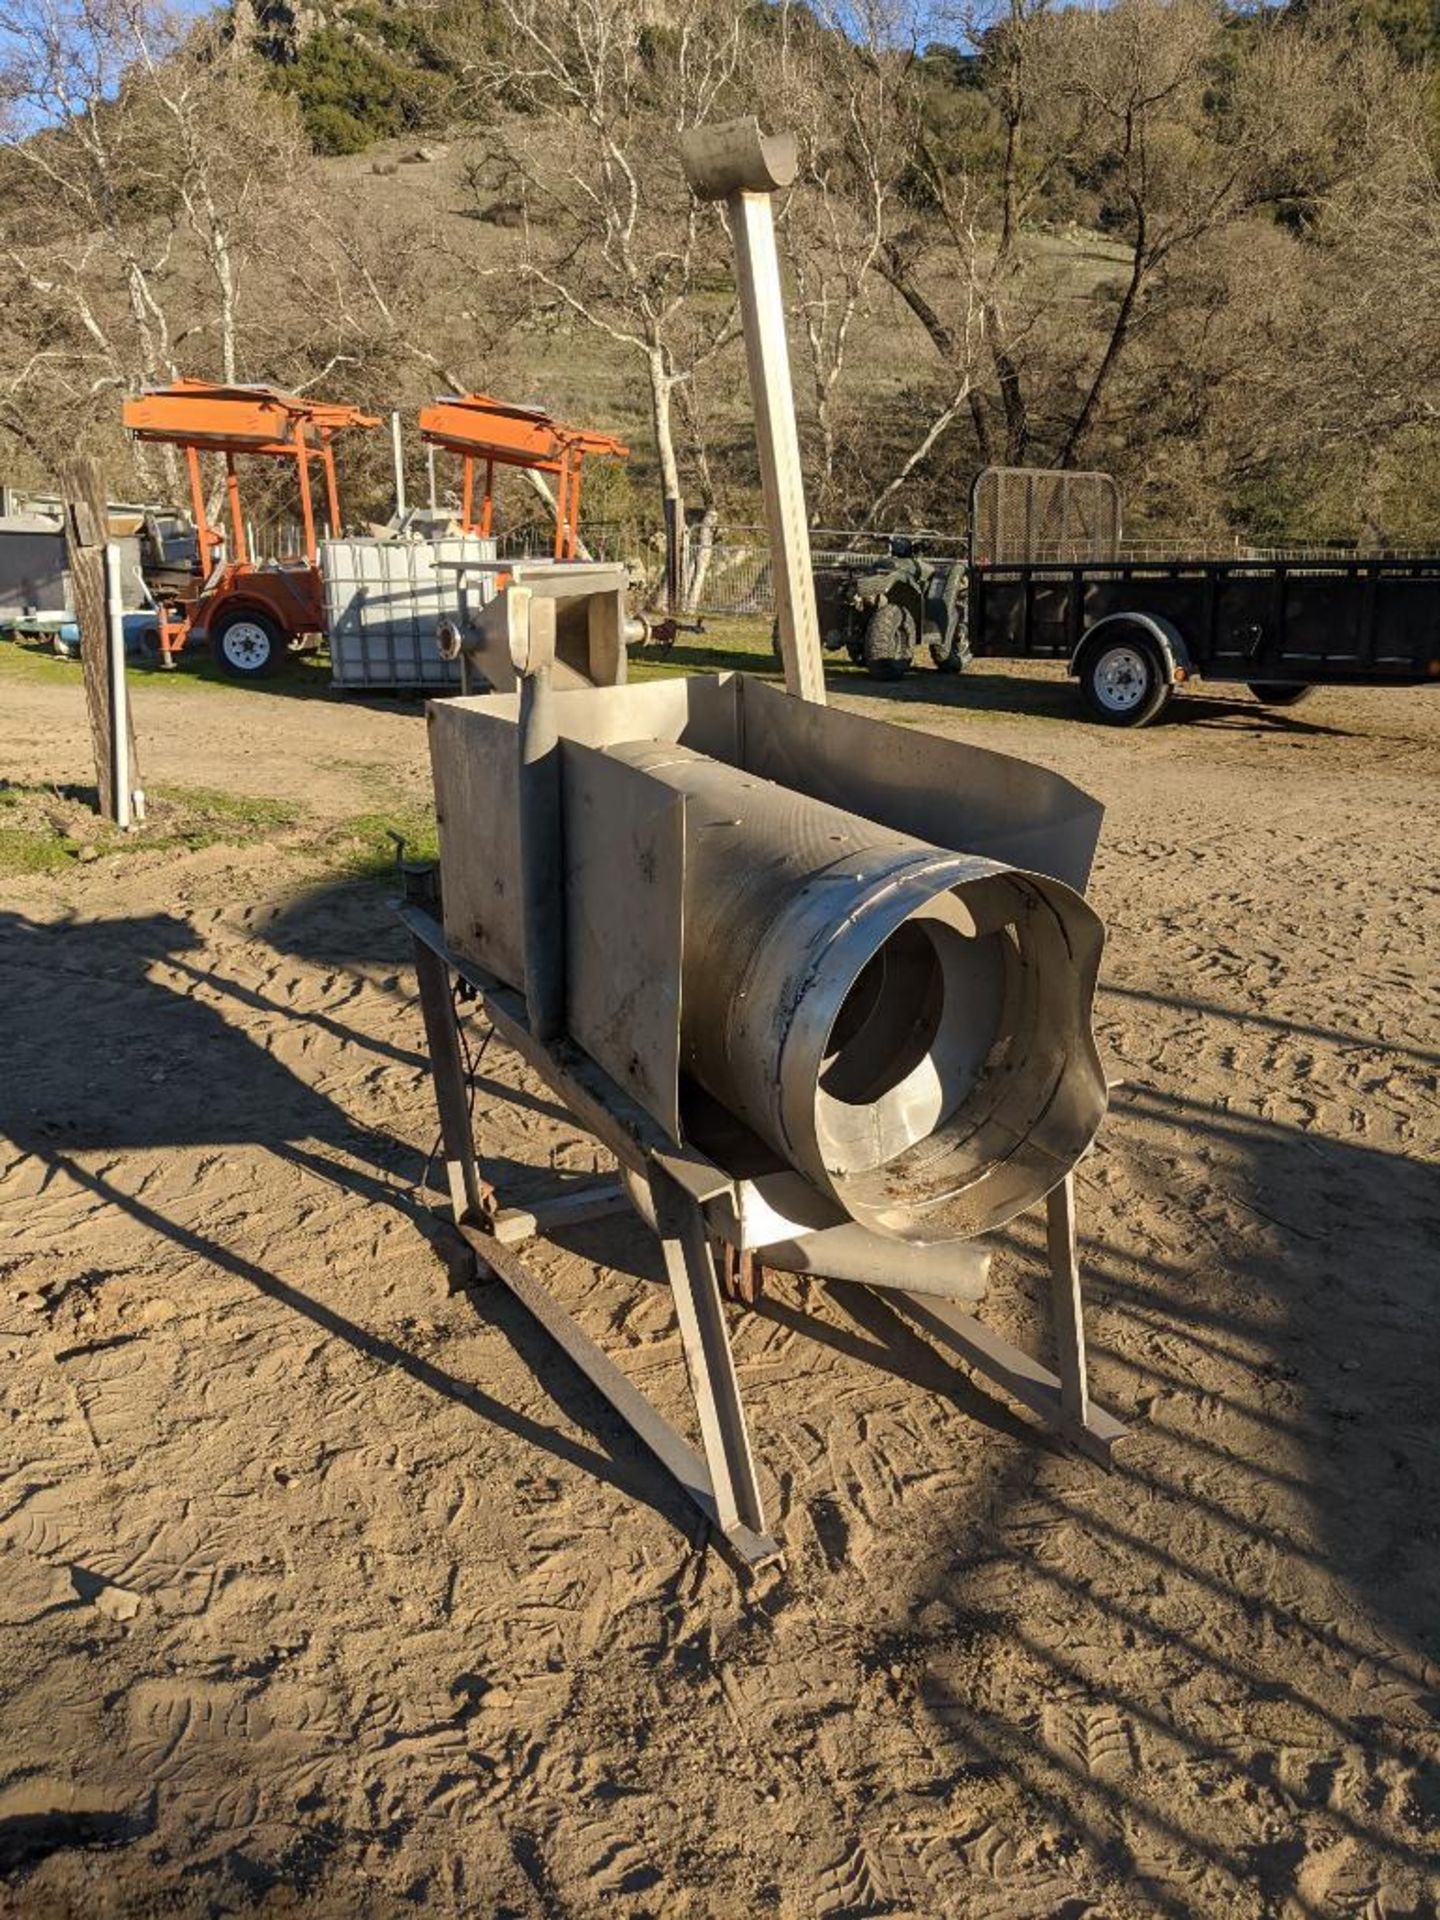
left=969, top=469, right=1121, bottom=565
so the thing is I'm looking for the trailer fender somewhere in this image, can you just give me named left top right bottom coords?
left=1071, top=612, right=1193, bottom=684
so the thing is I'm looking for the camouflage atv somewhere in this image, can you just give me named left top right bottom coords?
left=778, top=536, right=969, bottom=681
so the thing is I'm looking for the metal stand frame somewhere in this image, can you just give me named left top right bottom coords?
left=404, top=904, right=1126, bottom=1570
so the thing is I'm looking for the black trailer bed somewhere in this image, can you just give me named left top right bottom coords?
left=969, top=555, right=1440, bottom=685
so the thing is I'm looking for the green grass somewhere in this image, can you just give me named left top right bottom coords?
left=312, top=805, right=439, bottom=880
left=0, top=631, right=335, bottom=697
left=0, top=779, right=305, bottom=876
left=627, top=616, right=779, bottom=683
left=147, top=785, right=303, bottom=845
left=0, top=823, right=78, bottom=872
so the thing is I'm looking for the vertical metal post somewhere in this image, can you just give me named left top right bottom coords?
left=103, top=542, right=138, bottom=830
left=320, top=440, right=342, bottom=540
left=426, top=442, right=438, bottom=512
left=729, top=192, right=825, bottom=704
left=517, top=656, right=565, bottom=1042
left=681, top=119, right=825, bottom=703
left=1045, top=1172, right=1091, bottom=1426
left=293, top=422, right=318, bottom=563
left=390, top=410, right=407, bottom=520
left=185, top=445, right=216, bottom=573
left=223, top=455, right=249, bottom=564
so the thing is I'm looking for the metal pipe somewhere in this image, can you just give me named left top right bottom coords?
left=390, top=410, right=407, bottom=520
left=602, top=740, right=1106, bottom=1244
left=103, top=541, right=133, bottom=831
left=681, top=118, right=825, bottom=705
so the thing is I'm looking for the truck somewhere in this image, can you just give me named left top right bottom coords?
left=819, top=468, right=1440, bottom=725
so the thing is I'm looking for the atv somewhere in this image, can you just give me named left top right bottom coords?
left=807, top=535, right=969, bottom=681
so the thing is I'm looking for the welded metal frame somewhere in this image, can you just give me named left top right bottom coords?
left=403, top=902, right=1125, bottom=1572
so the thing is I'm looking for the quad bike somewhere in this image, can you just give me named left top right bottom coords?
left=776, top=536, right=969, bottom=681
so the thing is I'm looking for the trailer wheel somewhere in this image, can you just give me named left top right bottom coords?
left=862, top=602, right=915, bottom=681
left=211, top=607, right=285, bottom=679
left=1079, top=632, right=1172, bottom=727
left=1247, top=682, right=1313, bottom=708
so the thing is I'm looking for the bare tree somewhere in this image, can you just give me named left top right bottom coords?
left=449, top=0, right=752, bottom=600
left=881, top=0, right=1410, bottom=478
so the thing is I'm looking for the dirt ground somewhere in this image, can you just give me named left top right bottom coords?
left=2, top=646, right=1438, bottom=1920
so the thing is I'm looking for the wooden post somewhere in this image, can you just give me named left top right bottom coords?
left=61, top=457, right=140, bottom=825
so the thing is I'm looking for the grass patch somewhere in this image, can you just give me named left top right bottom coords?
left=313, top=805, right=439, bottom=880
left=1, top=631, right=335, bottom=698
left=0, top=779, right=306, bottom=876
left=627, top=617, right=778, bottom=684
left=147, top=785, right=303, bottom=846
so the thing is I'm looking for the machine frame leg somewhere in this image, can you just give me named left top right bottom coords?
left=887, top=1170, right=1125, bottom=1466
left=411, top=933, right=490, bottom=1227
left=409, top=930, right=779, bottom=1569
left=652, top=1169, right=769, bottom=1540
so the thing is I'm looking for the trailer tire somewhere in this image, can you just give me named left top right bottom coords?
left=1247, top=682, right=1313, bottom=708
left=862, top=602, right=915, bottom=681
left=211, top=607, right=286, bottom=679
left=1078, top=630, right=1172, bottom=727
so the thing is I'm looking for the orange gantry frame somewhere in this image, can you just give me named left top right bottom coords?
left=123, top=379, right=380, bottom=574
left=418, top=393, right=628, bottom=559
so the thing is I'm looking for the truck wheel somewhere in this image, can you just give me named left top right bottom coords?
left=1247, top=682, right=1313, bottom=707
left=862, top=603, right=915, bottom=681
left=1080, top=633, right=1172, bottom=727
left=211, top=608, right=285, bottom=679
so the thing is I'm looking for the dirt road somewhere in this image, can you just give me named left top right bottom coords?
left=2, top=648, right=1437, bottom=1918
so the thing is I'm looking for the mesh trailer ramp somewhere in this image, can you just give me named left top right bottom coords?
left=322, top=534, right=498, bottom=691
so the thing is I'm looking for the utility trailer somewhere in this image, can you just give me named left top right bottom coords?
left=964, top=469, right=1440, bottom=725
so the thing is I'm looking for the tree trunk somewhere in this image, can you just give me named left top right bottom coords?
left=1061, top=225, right=1147, bottom=469
left=647, top=348, right=684, bottom=611
left=682, top=503, right=718, bottom=614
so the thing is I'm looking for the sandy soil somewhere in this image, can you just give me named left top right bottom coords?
left=2, top=653, right=1438, bottom=1919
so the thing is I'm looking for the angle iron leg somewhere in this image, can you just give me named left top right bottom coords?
left=412, top=934, right=490, bottom=1228
left=652, top=1168, right=769, bottom=1540
left=1045, top=1172, right=1091, bottom=1427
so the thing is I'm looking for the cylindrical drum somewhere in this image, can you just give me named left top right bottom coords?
left=603, top=740, right=1107, bottom=1244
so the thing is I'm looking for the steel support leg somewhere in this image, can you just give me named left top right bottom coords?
left=1046, top=1172, right=1091, bottom=1427
left=652, top=1169, right=768, bottom=1539
left=412, top=935, right=489, bottom=1226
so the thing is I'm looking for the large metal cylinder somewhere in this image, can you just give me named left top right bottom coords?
left=603, top=741, right=1106, bottom=1244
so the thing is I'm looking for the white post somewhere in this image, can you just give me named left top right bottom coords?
left=426, top=443, right=438, bottom=514
left=391, top=410, right=407, bottom=521
left=103, top=543, right=142, bottom=828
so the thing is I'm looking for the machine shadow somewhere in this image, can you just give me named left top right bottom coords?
left=847, top=1015, right=1439, bottom=1917
left=0, top=905, right=700, bottom=1537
